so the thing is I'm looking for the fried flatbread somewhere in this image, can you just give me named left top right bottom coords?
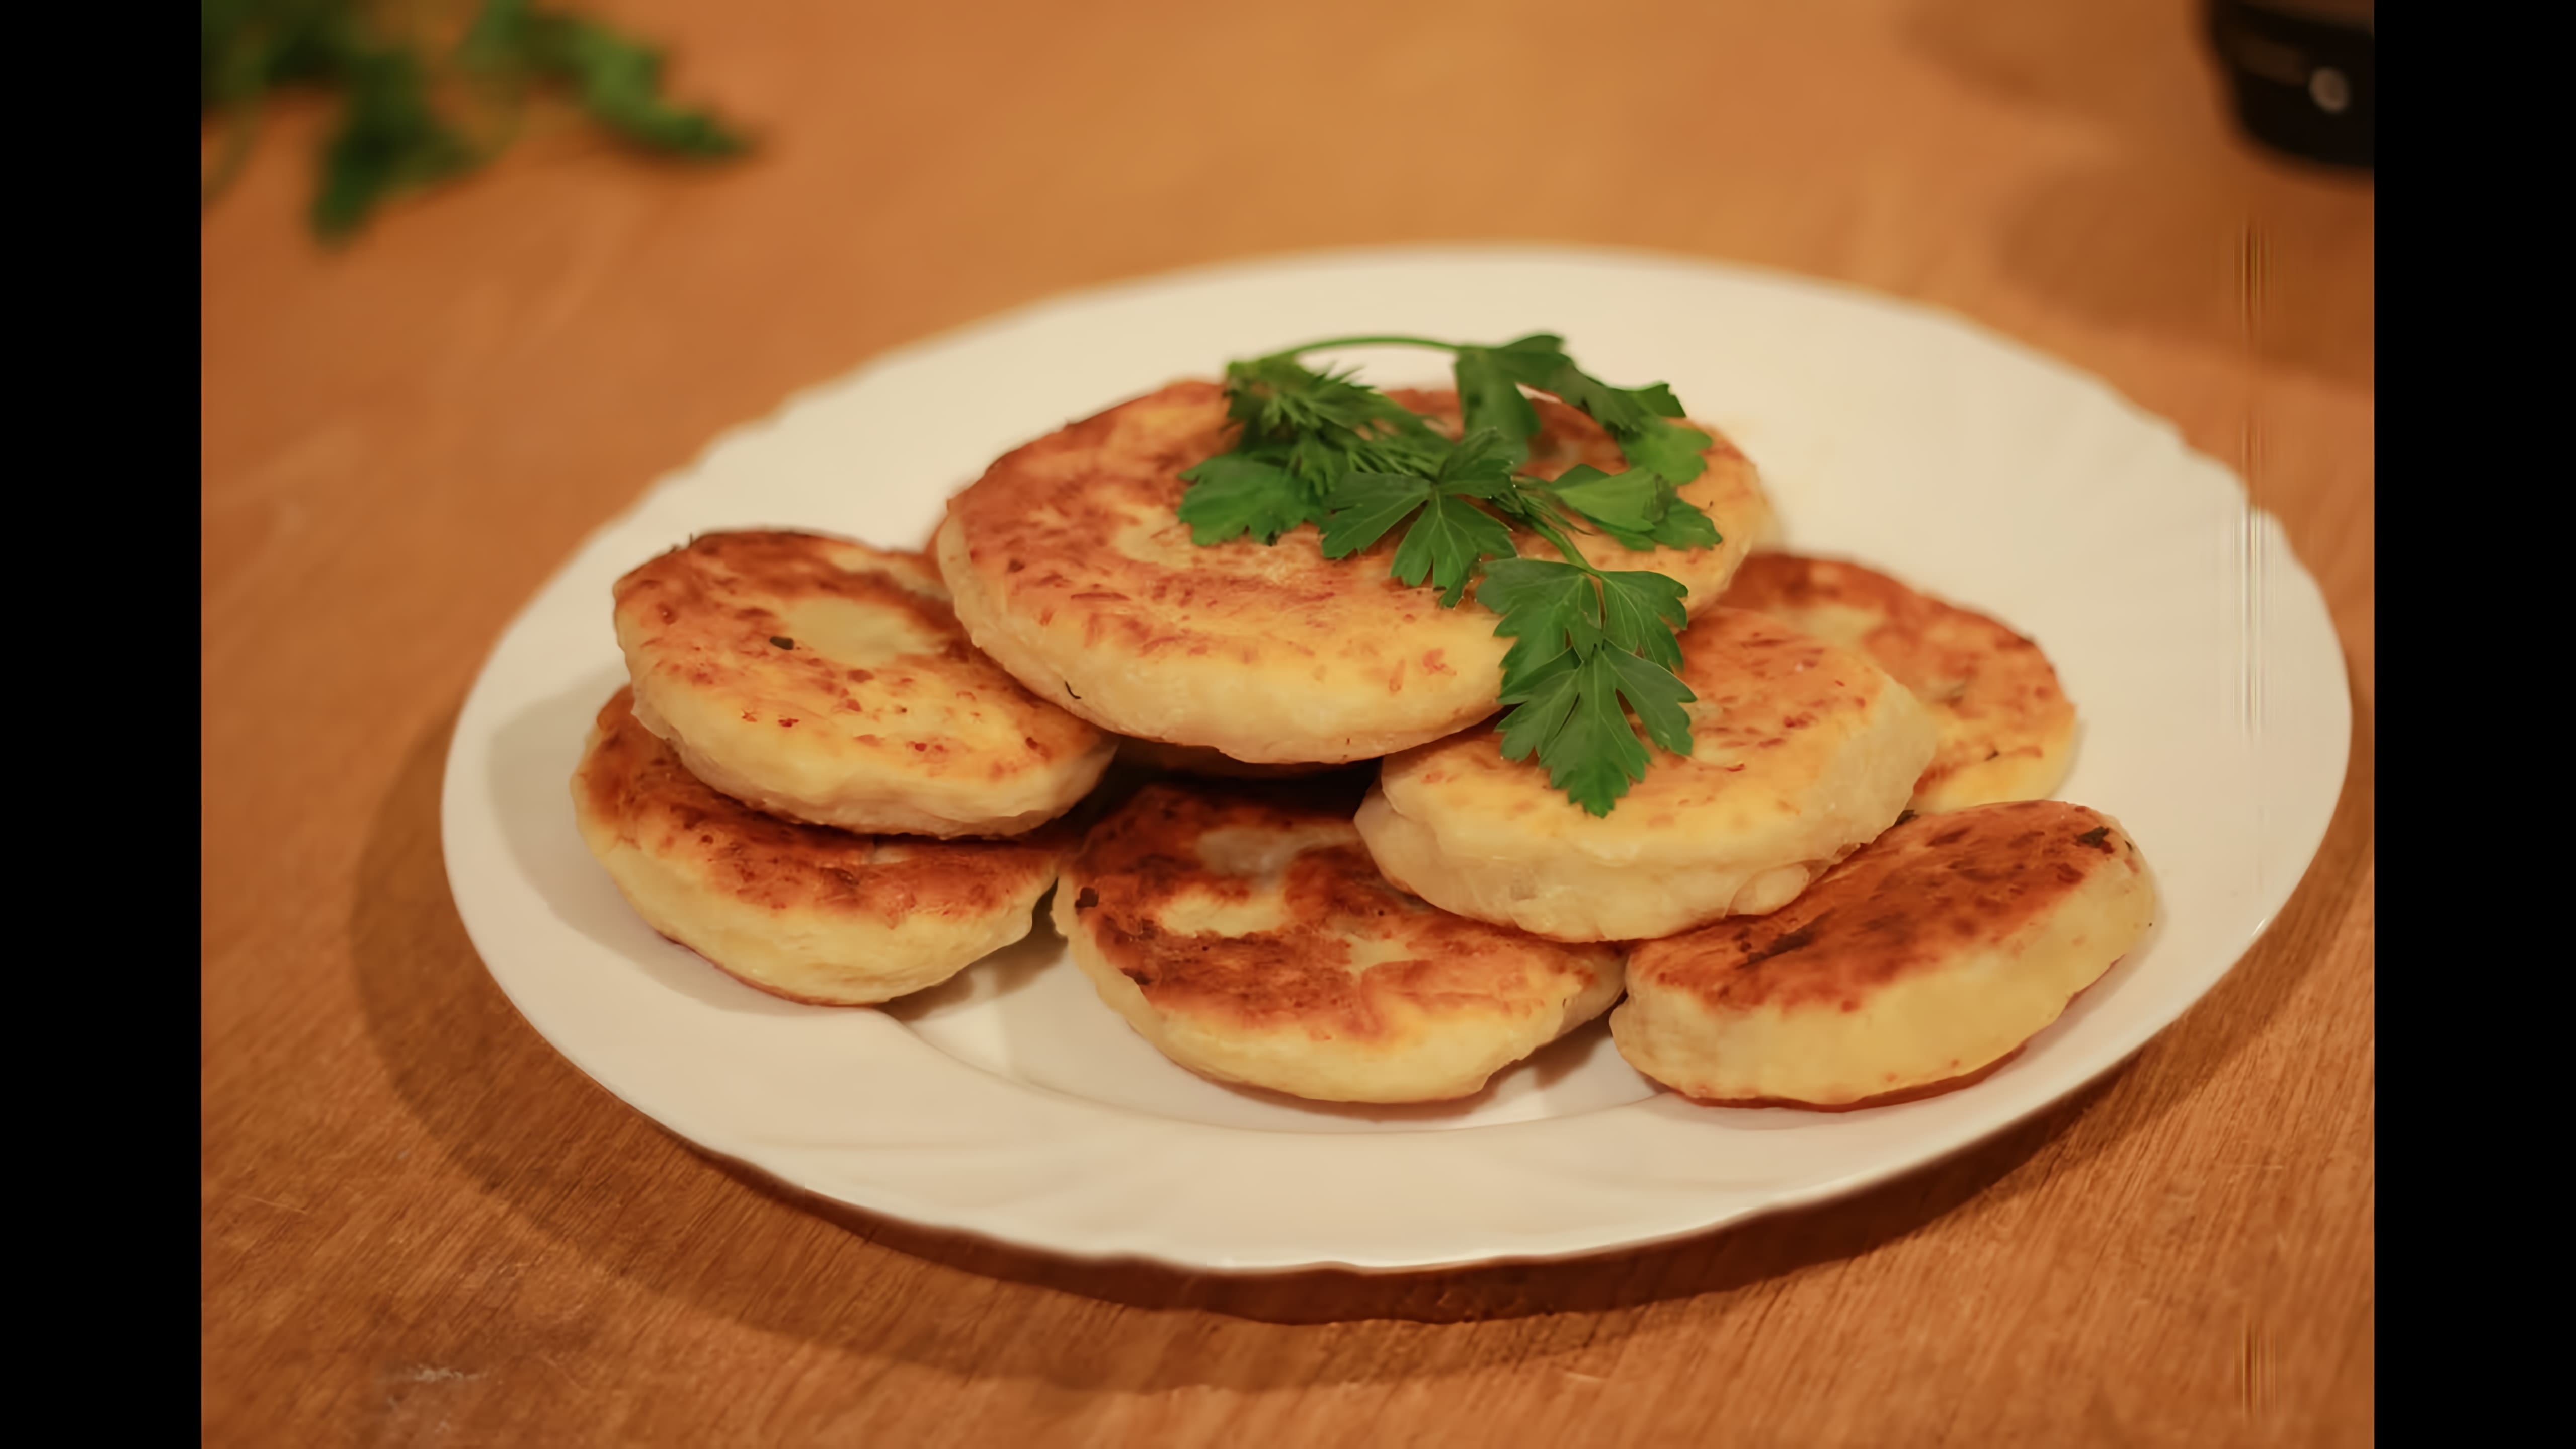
left=1357, top=607, right=1938, bottom=942
left=573, top=687, right=1070, bottom=1005
left=1612, top=801, right=2155, bottom=1107
left=613, top=531, right=1113, bottom=837
left=1056, top=782, right=1623, bottom=1103
left=1719, top=552, right=2076, bottom=811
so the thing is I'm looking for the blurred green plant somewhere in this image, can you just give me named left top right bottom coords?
left=202, top=0, right=748, bottom=240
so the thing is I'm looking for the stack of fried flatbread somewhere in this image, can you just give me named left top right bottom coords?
left=571, top=532, right=1114, bottom=1004
left=574, top=381, right=2154, bottom=1109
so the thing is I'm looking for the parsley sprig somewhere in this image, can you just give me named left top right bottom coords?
left=202, top=0, right=748, bottom=239
left=1177, top=336, right=1722, bottom=816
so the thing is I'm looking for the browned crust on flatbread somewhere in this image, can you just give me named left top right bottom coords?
left=575, top=687, right=1069, bottom=922
left=1629, top=800, right=2143, bottom=1012
left=1063, top=782, right=1611, bottom=1041
left=612, top=530, right=1103, bottom=779
left=1718, top=553, right=2075, bottom=806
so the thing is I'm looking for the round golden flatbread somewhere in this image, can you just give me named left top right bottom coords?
left=572, top=688, right=1071, bottom=1005
left=1356, top=607, right=1938, bottom=942
left=1056, top=781, right=1624, bottom=1103
left=1718, top=552, right=2077, bottom=812
left=1612, top=801, right=2155, bottom=1108
left=612, top=531, right=1114, bottom=837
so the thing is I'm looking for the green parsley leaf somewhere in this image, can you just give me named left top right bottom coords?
left=1544, top=464, right=1725, bottom=553
left=1624, top=382, right=1687, bottom=419
left=1190, top=333, right=1727, bottom=815
left=1317, top=471, right=1430, bottom=557
left=1176, top=455, right=1321, bottom=545
left=1476, top=555, right=1590, bottom=619
left=1481, top=558, right=1697, bottom=811
left=1452, top=346, right=1544, bottom=466
left=1497, top=643, right=1697, bottom=814
left=1281, top=431, right=1351, bottom=497
left=1542, top=652, right=1656, bottom=815
left=1639, top=487, right=1723, bottom=549
left=1480, top=557, right=1598, bottom=700
left=311, top=42, right=476, bottom=237
left=1226, top=356, right=1442, bottom=456
left=1597, top=570, right=1691, bottom=670
left=1545, top=464, right=1663, bottom=532
left=1614, top=418, right=1716, bottom=487
left=1467, top=337, right=1709, bottom=487
left=1494, top=649, right=1582, bottom=763
left=1215, top=353, right=1450, bottom=504
left=1321, top=429, right=1522, bottom=600
left=1394, top=496, right=1518, bottom=607
left=1433, top=427, right=1522, bottom=496
left=1480, top=333, right=1578, bottom=391
left=1529, top=364, right=1656, bottom=436
left=203, top=0, right=749, bottom=239
left=1599, top=640, right=1697, bottom=754
left=526, top=15, right=746, bottom=156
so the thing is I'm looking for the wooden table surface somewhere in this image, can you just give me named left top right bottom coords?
left=201, top=1, right=2374, bottom=1442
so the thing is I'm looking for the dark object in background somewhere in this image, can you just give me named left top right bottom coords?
left=2207, top=1, right=2373, bottom=170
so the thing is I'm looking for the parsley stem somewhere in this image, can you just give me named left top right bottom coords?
left=1275, top=336, right=1466, bottom=356
left=1519, top=511, right=1602, bottom=580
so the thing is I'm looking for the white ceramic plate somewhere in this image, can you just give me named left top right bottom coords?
left=441, top=244, right=2350, bottom=1273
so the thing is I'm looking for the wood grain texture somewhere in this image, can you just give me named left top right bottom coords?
left=202, top=1, right=2373, bottom=1442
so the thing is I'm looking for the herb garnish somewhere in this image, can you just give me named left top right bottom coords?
left=201, top=0, right=748, bottom=239
left=1177, top=336, right=1723, bottom=816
